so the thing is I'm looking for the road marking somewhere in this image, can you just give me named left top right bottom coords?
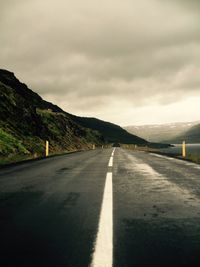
left=111, top=148, right=115, bottom=157
left=91, top=172, right=113, bottom=267
left=108, top=156, right=113, bottom=167
left=91, top=149, right=115, bottom=267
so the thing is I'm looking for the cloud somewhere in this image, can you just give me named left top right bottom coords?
left=0, top=0, right=200, bottom=124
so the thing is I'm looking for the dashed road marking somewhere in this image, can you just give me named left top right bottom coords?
left=108, top=157, right=113, bottom=167
left=91, top=149, right=114, bottom=267
left=111, top=148, right=116, bottom=157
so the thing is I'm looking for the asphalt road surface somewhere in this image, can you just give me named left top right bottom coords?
left=1, top=148, right=200, bottom=267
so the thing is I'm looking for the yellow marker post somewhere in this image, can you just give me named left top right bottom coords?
left=46, top=141, right=49, bottom=157
left=93, top=144, right=96, bottom=150
left=182, top=141, right=186, bottom=158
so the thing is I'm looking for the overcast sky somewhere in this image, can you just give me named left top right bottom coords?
left=1, top=0, right=200, bottom=126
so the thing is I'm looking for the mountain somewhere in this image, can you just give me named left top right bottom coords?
left=0, top=69, right=104, bottom=158
left=70, top=115, right=146, bottom=144
left=125, top=121, right=200, bottom=143
left=166, top=124, right=200, bottom=144
left=0, top=69, right=147, bottom=160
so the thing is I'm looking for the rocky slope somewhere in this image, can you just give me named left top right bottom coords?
left=0, top=69, right=147, bottom=160
left=0, top=69, right=103, bottom=157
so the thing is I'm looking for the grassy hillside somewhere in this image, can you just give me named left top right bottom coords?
left=0, top=70, right=104, bottom=161
left=0, top=69, right=148, bottom=163
left=0, top=128, right=28, bottom=155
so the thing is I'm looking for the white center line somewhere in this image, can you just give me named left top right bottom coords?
left=91, top=149, right=114, bottom=267
left=108, top=156, right=113, bottom=167
left=111, top=148, right=116, bottom=157
left=91, top=172, right=113, bottom=267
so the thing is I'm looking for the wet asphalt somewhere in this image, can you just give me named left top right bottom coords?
left=0, top=148, right=200, bottom=267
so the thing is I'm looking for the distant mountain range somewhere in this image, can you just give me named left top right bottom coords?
left=125, top=121, right=200, bottom=144
left=0, top=69, right=147, bottom=159
left=167, top=124, right=200, bottom=144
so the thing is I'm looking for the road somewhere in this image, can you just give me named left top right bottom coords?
left=0, top=148, right=200, bottom=267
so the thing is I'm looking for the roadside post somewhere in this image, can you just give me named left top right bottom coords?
left=93, top=144, right=96, bottom=150
left=182, top=141, right=186, bottom=158
left=46, top=140, right=49, bottom=157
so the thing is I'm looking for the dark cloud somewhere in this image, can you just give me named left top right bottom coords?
left=0, top=0, right=200, bottom=124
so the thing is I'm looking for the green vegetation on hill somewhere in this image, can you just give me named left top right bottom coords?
left=0, top=129, right=31, bottom=165
left=0, top=69, right=104, bottom=161
left=0, top=69, right=148, bottom=164
left=0, top=129, right=28, bottom=155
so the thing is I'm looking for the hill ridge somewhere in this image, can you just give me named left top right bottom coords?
left=125, top=121, right=200, bottom=143
left=0, top=69, right=147, bottom=161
